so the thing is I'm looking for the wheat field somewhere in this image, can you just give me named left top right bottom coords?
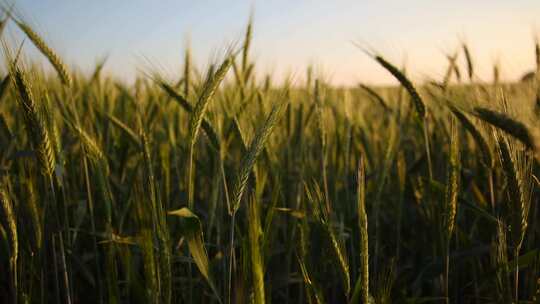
left=1, top=9, right=540, bottom=304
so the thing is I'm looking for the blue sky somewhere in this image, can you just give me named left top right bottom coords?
left=7, top=0, right=540, bottom=85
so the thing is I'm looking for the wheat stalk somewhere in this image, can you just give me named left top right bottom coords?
left=248, top=195, right=265, bottom=304
left=351, top=155, right=370, bottom=304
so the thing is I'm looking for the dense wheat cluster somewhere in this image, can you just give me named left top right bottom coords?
left=1, top=12, right=540, bottom=304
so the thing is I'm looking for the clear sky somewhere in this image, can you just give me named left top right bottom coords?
left=7, top=0, right=540, bottom=85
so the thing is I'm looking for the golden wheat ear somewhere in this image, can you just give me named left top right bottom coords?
left=474, top=107, right=537, bottom=152
left=11, top=66, right=56, bottom=177
left=449, top=105, right=493, bottom=168
left=14, top=20, right=72, bottom=86
left=462, top=42, right=475, bottom=81
left=370, top=53, right=426, bottom=119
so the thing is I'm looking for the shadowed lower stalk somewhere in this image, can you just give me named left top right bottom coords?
left=49, top=181, right=72, bottom=304
left=395, top=152, right=406, bottom=260
left=141, top=121, right=172, bottom=304
left=423, top=119, right=433, bottom=179
left=0, top=183, right=17, bottom=303
left=373, top=115, right=398, bottom=276
left=82, top=153, right=104, bottom=303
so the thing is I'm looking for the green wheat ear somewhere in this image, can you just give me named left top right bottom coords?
left=230, top=99, right=286, bottom=214
left=187, top=54, right=233, bottom=209
left=158, top=80, right=220, bottom=151
left=188, top=54, right=233, bottom=146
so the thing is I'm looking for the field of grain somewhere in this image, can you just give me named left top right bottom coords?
left=1, top=11, right=540, bottom=304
